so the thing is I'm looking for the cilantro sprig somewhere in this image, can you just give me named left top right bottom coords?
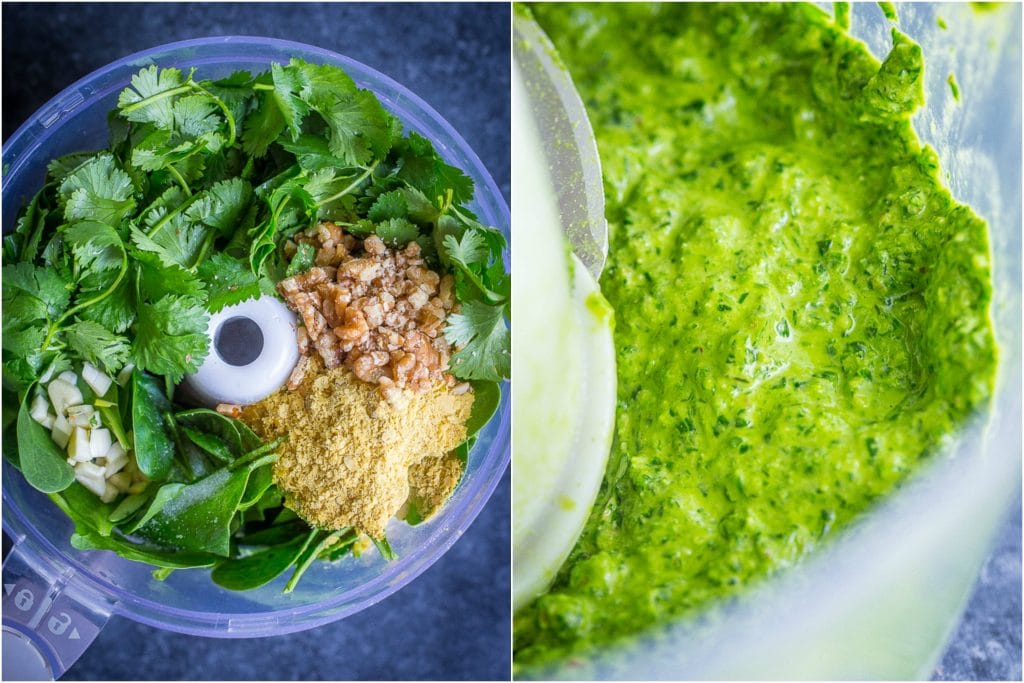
left=3, top=57, right=508, bottom=593
left=4, top=58, right=509, bottom=392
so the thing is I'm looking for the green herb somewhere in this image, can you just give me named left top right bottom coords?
left=211, top=531, right=316, bottom=591
left=131, top=369, right=175, bottom=480
left=16, top=388, right=75, bottom=493
left=4, top=56, right=508, bottom=595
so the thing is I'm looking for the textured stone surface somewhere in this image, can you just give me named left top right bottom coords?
left=933, top=497, right=1022, bottom=682
left=2, top=3, right=509, bottom=680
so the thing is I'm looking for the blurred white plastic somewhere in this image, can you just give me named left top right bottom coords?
left=511, top=61, right=617, bottom=611
left=521, top=3, right=1022, bottom=679
left=181, top=295, right=299, bottom=407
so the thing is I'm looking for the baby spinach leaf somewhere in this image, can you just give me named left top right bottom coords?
left=211, top=531, right=315, bottom=591
left=120, top=482, right=187, bottom=533
left=108, top=493, right=150, bottom=524
left=17, top=389, right=74, bottom=493
left=131, top=369, right=174, bottom=480
left=465, top=381, right=500, bottom=439
left=181, top=426, right=234, bottom=464
left=236, top=518, right=310, bottom=547
left=71, top=528, right=219, bottom=569
left=134, top=465, right=251, bottom=555
left=175, top=408, right=261, bottom=456
left=238, top=462, right=276, bottom=511
left=50, top=482, right=117, bottom=536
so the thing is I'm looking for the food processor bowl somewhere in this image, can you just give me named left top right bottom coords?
left=1, top=36, right=510, bottom=679
left=517, top=3, right=1021, bottom=679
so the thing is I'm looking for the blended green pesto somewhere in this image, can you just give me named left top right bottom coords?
left=515, top=2, right=997, bottom=669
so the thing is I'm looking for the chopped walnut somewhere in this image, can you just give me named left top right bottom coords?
left=277, top=222, right=459, bottom=403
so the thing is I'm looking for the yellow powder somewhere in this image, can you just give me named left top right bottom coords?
left=240, top=359, right=473, bottom=536
left=407, top=452, right=465, bottom=520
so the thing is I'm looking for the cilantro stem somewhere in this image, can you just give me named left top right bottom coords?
left=252, top=83, right=274, bottom=91
left=190, top=82, right=237, bottom=148
left=191, top=230, right=217, bottom=271
left=39, top=245, right=129, bottom=353
left=313, top=162, right=379, bottom=209
left=147, top=192, right=203, bottom=237
left=166, top=164, right=192, bottom=197
left=284, top=530, right=341, bottom=594
left=120, top=84, right=193, bottom=115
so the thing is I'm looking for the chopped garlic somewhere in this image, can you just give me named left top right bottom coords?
left=51, top=413, right=72, bottom=449
left=68, top=427, right=91, bottom=461
left=104, top=444, right=128, bottom=476
left=116, top=364, right=135, bottom=387
left=82, top=362, right=113, bottom=397
left=29, top=395, right=50, bottom=423
left=75, top=461, right=105, bottom=479
left=99, top=485, right=118, bottom=504
left=47, top=379, right=83, bottom=416
left=67, top=404, right=96, bottom=428
left=75, top=469, right=106, bottom=497
left=90, top=428, right=112, bottom=458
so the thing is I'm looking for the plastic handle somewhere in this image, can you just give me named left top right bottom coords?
left=2, top=545, right=110, bottom=680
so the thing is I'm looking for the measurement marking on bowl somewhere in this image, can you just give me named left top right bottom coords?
left=38, top=92, right=85, bottom=129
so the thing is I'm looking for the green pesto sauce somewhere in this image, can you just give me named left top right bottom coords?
left=515, top=2, right=996, bottom=669
left=948, top=73, right=962, bottom=101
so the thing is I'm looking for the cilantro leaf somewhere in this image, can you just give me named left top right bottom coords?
left=63, top=221, right=125, bottom=274
left=64, top=320, right=131, bottom=374
left=367, top=190, right=408, bottom=222
left=117, top=65, right=187, bottom=129
left=293, top=59, right=357, bottom=102
left=399, top=186, right=440, bottom=224
left=197, top=253, right=262, bottom=312
left=6, top=192, right=49, bottom=263
left=271, top=62, right=310, bottom=141
left=131, top=216, right=209, bottom=270
left=395, top=132, right=474, bottom=208
left=185, top=178, right=253, bottom=235
left=131, top=295, right=210, bottom=382
left=142, top=186, right=189, bottom=228
left=172, top=94, right=223, bottom=138
left=201, top=71, right=255, bottom=128
left=308, top=88, right=393, bottom=166
left=241, top=90, right=285, bottom=157
left=2, top=325, right=46, bottom=356
left=77, top=275, right=135, bottom=334
left=59, top=154, right=136, bottom=225
left=134, top=251, right=206, bottom=300
left=445, top=301, right=510, bottom=382
left=279, top=134, right=350, bottom=172
left=439, top=227, right=506, bottom=306
left=443, top=229, right=488, bottom=266
left=375, top=218, right=420, bottom=247
left=2, top=263, right=71, bottom=321
left=46, top=152, right=96, bottom=183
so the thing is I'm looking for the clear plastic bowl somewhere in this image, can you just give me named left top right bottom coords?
left=519, top=3, right=1021, bottom=679
left=1, top=36, right=510, bottom=679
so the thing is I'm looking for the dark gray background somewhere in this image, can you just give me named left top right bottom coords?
left=2, top=2, right=510, bottom=680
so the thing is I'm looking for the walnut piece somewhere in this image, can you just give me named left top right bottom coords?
left=277, top=223, right=459, bottom=403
